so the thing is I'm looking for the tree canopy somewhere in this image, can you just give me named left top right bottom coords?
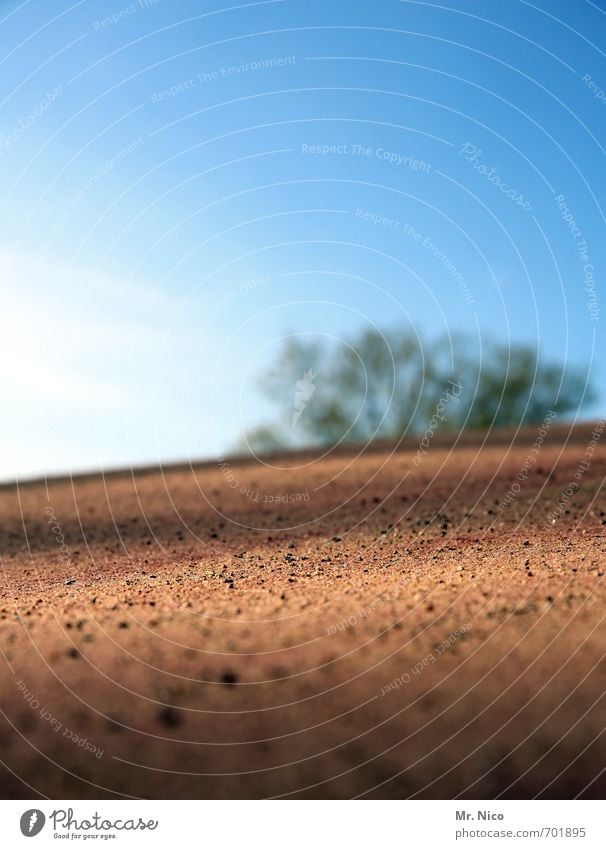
left=241, top=328, right=593, bottom=453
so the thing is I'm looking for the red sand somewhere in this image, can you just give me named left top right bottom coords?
left=1, top=424, right=605, bottom=799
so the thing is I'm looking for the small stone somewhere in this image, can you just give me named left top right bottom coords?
left=158, top=707, right=182, bottom=728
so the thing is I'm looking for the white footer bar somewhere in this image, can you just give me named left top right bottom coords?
left=1, top=800, right=604, bottom=847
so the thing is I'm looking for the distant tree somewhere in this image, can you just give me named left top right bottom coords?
left=460, top=343, right=592, bottom=429
left=236, top=424, right=291, bottom=455
left=242, top=327, right=593, bottom=450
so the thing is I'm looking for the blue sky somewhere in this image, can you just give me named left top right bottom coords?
left=1, top=0, right=604, bottom=479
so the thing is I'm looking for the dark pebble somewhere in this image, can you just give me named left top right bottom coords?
left=158, top=707, right=182, bottom=728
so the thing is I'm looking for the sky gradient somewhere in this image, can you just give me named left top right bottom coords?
left=1, top=0, right=604, bottom=480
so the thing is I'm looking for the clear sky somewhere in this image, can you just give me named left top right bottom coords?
left=1, top=0, right=604, bottom=480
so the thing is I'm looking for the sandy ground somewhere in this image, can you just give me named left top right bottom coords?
left=1, top=423, right=605, bottom=799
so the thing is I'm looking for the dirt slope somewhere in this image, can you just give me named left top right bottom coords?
left=1, top=424, right=605, bottom=799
